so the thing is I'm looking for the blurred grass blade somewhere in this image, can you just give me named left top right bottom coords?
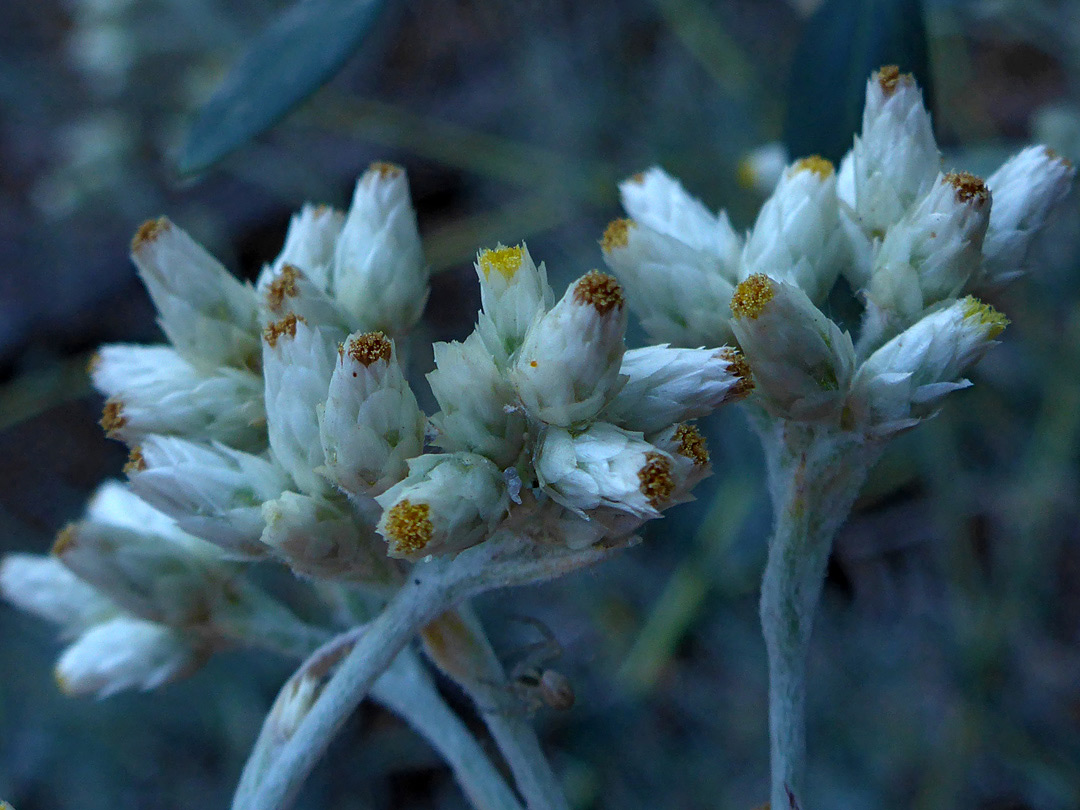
left=178, top=0, right=388, bottom=175
left=783, top=0, right=931, bottom=163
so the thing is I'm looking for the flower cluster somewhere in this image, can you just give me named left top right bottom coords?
left=2, top=162, right=752, bottom=698
left=604, top=66, right=1074, bottom=439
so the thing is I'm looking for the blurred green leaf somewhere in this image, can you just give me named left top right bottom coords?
left=178, top=0, right=388, bottom=175
left=783, top=0, right=931, bottom=164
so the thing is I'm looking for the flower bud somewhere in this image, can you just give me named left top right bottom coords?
left=0, top=554, right=116, bottom=637
left=427, top=331, right=526, bottom=469
left=535, top=423, right=676, bottom=519
left=126, top=437, right=291, bottom=557
left=474, top=244, right=553, bottom=368
left=320, top=331, right=425, bottom=496
left=851, top=67, right=940, bottom=235
left=850, top=296, right=1008, bottom=433
left=262, top=315, right=339, bottom=496
left=331, top=162, right=428, bottom=335
left=91, top=344, right=264, bottom=450
left=130, top=217, right=260, bottom=369
left=257, top=263, right=352, bottom=334
left=604, top=345, right=752, bottom=433
left=511, top=271, right=628, bottom=426
left=649, top=422, right=712, bottom=500
left=867, top=171, right=992, bottom=326
left=261, top=491, right=395, bottom=583
left=55, top=617, right=202, bottom=698
left=375, top=453, right=508, bottom=560
left=270, top=203, right=344, bottom=291
left=981, top=145, right=1075, bottom=285
left=730, top=274, right=856, bottom=422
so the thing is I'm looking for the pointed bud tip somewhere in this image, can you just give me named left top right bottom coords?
left=368, top=161, right=403, bottom=180
left=719, top=347, right=755, bottom=399
left=266, top=264, right=300, bottom=312
left=961, top=296, right=1009, bottom=338
left=874, top=65, right=912, bottom=96
left=478, top=245, right=524, bottom=280
left=123, top=446, right=146, bottom=475
left=385, top=499, right=433, bottom=556
left=628, top=171, right=646, bottom=184
left=945, top=171, right=989, bottom=205
left=100, top=399, right=126, bottom=436
left=792, top=155, right=834, bottom=179
left=131, top=217, right=170, bottom=253
left=638, top=451, right=675, bottom=508
left=673, top=423, right=709, bottom=466
left=730, top=274, right=775, bottom=320
left=601, top=218, right=635, bottom=252
left=573, top=271, right=624, bottom=314
left=347, top=331, right=392, bottom=366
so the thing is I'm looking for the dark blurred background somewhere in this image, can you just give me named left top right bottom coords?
left=2, top=0, right=1079, bottom=808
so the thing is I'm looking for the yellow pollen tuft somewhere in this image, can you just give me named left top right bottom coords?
left=638, top=452, right=675, bottom=508
left=673, top=423, right=709, bottom=466
left=52, top=524, right=77, bottom=557
left=369, top=161, right=403, bottom=179
left=100, top=399, right=126, bottom=436
left=348, top=331, right=392, bottom=366
left=572, top=271, right=624, bottom=315
left=131, top=217, right=170, bottom=252
left=263, top=313, right=302, bottom=347
left=719, top=347, right=755, bottom=399
left=793, top=155, right=835, bottom=179
left=124, top=446, right=146, bottom=475
left=875, top=65, right=909, bottom=95
left=945, top=171, right=988, bottom=204
left=601, top=218, right=635, bottom=252
left=628, top=172, right=645, bottom=184
left=1044, top=146, right=1074, bottom=169
left=961, top=296, right=1009, bottom=339
left=385, top=499, right=433, bottom=556
left=266, top=265, right=300, bottom=311
left=730, top=274, right=775, bottom=320
left=478, top=245, right=524, bottom=280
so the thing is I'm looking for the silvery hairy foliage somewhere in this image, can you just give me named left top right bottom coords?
left=602, top=65, right=1075, bottom=810
left=2, top=160, right=753, bottom=810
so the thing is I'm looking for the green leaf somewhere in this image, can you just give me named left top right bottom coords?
left=783, top=0, right=931, bottom=164
left=177, top=0, right=388, bottom=175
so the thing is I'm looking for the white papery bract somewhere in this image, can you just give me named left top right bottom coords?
left=428, top=331, right=527, bottom=469
left=126, top=436, right=290, bottom=557
left=604, top=345, right=752, bottom=433
left=332, top=163, right=428, bottom=335
left=535, top=423, right=676, bottom=519
left=271, top=204, right=345, bottom=290
left=474, top=244, right=553, bottom=369
left=257, top=263, right=352, bottom=334
left=130, top=217, right=260, bottom=370
left=375, top=453, right=509, bottom=560
left=55, top=616, right=200, bottom=698
left=512, top=270, right=628, bottom=427
left=263, top=316, right=340, bottom=497
left=92, top=344, right=264, bottom=450
left=981, top=145, right=1076, bottom=286
left=0, top=554, right=116, bottom=638
left=320, top=331, right=425, bottom=497
left=742, top=156, right=844, bottom=304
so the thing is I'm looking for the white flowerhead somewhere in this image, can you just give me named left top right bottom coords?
left=427, top=330, right=527, bottom=469
left=91, top=344, right=264, bottom=450
left=850, top=296, right=1008, bottom=433
left=55, top=616, right=201, bottom=698
left=130, top=217, right=260, bottom=370
left=319, top=331, right=425, bottom=497
left=851, top=66, right=940, bottom=236
left=331, top=162, right=429, bottom=335
left=742, top=155, right=844, bottom=304
left=981, top=145, right=1075, bottom=285
left=474, top=244, right=553, bottom=368
left=262, top=314, right=340, bottom=497
left=868, top=171, right=992, bottom=326
left=730, top=274, right=855, bottom=422
left=125, top=436, right=291, bottom=557
left=649, top=422, right=712, bottom=501
left=0, top=554, right=116, bottom=638
left=535, top=423, right=676, bottom=519
left=604, top=344, right=753, bottom=433
left=261, top=491, right=394, bottom=583
left=257, top=263, right=352, bottom=334
left=375, top=453, right=508, bottom=560
left=512, top=270, right=628, bottom=427
left=270, top=203, right=344, bottom=291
